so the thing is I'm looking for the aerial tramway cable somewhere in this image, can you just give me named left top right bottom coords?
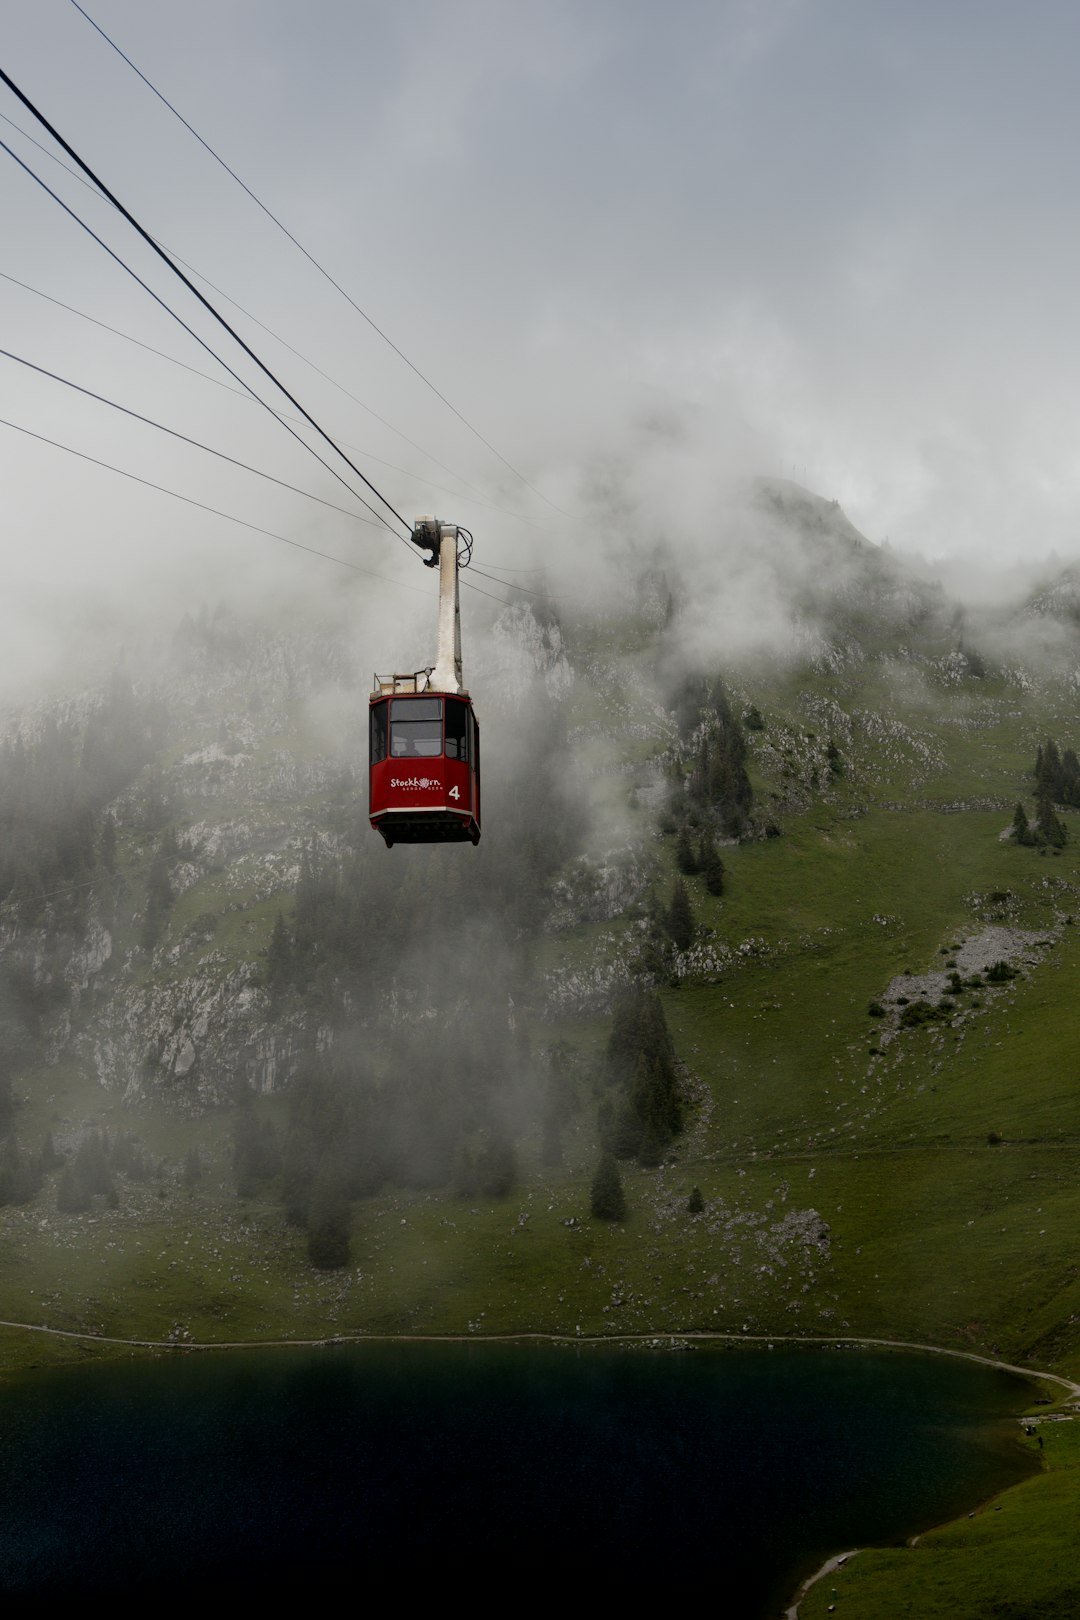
left=0, top=65, right=415, bottom=545
left=0, top=132, right=408, bottom=546
left=0, top=347, right=400, bottom=532
left=0, top=269, right=546, bottom=530
left=0, top=345, right=540, bottom=609
left=0, top=106, right=551, bottom=536
left=69, top=0, right=573, bottom=523
left=0, top=416, right=426, bottom=590
left=0, top=105, right=524, bottom=519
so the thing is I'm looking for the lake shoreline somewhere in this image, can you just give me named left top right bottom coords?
left=2, top=1314, right=1079, bottom=1398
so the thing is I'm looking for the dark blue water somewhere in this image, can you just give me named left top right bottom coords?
left=0, top=1343, right=1033, bottom=1612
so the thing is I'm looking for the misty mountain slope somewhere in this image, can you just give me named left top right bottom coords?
left=3, top=491, right=1080, bottom=1386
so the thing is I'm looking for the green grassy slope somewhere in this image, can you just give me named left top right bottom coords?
left=5, top=549, right=1080, bottom=1611
left=799, top=1418, right=1080, bottom=1620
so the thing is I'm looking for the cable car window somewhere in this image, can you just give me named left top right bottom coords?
left=444, top=701, right=468, bottom=760
left=390, top=696, right=443, bottom=758
left=370, top=702, right=388, bottom=764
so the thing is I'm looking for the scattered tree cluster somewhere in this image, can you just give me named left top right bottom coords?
left=54, top=1128, right=155, bottom=1213
left=232, top=995, right=554, bottom=1267
left=656, top=674, right=755, bottom=920
left=1035, top=740, right=1080, bottom=807
left=1012, top=740, right=1077, bottom=849
left=599, top=986, right=682, bottom=1167
left=675, top=826, right=725, bottom=895
left=672, top=674, right=755, bottom=840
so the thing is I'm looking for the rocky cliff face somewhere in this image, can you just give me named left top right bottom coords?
left=6, top=495, right=1070, bottom=1116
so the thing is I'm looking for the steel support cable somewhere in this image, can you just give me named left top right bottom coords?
left=0, top=412, right=513, bottom=610
left=0, top=414, right=429, bottom=594
left=0, top=133, right=406, bottom=547
left=0, top=269, right=545, bottom=530
left=0, top=346, right=398, bottom=533
left=0, top=107, right=543, bottom=532
left=467, top=563, right=570, bottom=602
left=0, top=68, right=415, bottom=545
left=70, top=0, right=575, bottom=523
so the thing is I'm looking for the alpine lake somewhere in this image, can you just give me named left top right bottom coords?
left=0, top=1339, right=1037, bottom=1612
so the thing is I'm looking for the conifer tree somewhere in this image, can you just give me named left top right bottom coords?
left=476, top=1132, right=518, bottom=1198
left=1011, top=802, right=1035, bottom=846
left=669, top=877, right=694, bottom=951
left=699, top=834, right=725, bottom=896
left=590, top=1150, right=626, bottom=1221
left=306, top=1167, right=351, bottom=1269
left=675, top=824, right=699, bottom=874
left=1035, top=789, right=1068, bottom=849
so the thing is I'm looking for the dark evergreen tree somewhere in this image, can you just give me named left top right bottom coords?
left=56, top=1162, right=90, bottom=1214
left=306, top=1167, right=351, bottom=1269
left=672, top=673, right=753, bottom=836
left=636, top=1116, right=665, bottom=1168
left=1035, top=788, right=1068, bottom=849
left=1038, top=739, right=1063, bottom=798
left=605, top=987, right=682, bottom=1162
left=232, top=1106, right=281, bottom=1198
left=668, top=878, right=694, bottom=951
left=699, top=835, right=725, bottom=896
left=1011, top=802, right=1035, bottom=846
left=675, top=825, right=699, bottom=875
left=607, top=1099, right=643, bottom=1161
left=688, top=1185, right=704, bottom=1214
left=476, top=1132, right=518, bottom=1198
left=590, top=1150, right=626, bottom=1221
left=56, top=1131, right=114, bottom=1211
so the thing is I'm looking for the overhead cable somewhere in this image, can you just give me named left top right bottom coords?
left=0, top=269, right=543, bottom=529
left=0, top=130, right=406, bottom=544
left=0, top=414, right=515, bottom=608
left=0, top=107, right=541, bottom=528
left=0, top=346, right=391, bottom=531
left=69, top=0, right=574, bottom=521
left=0, top=415, right=427, bottom=592
left=0, top=66, right=414, bottom=542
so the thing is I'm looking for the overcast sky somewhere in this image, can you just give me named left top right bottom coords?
left=4, top=1, right=1080, bottom=691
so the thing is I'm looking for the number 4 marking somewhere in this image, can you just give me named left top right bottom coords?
left=448, top=785, right=460, bottom=800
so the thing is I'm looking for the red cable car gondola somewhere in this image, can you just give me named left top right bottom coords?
left=369, top=518, right=481, bottom=848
